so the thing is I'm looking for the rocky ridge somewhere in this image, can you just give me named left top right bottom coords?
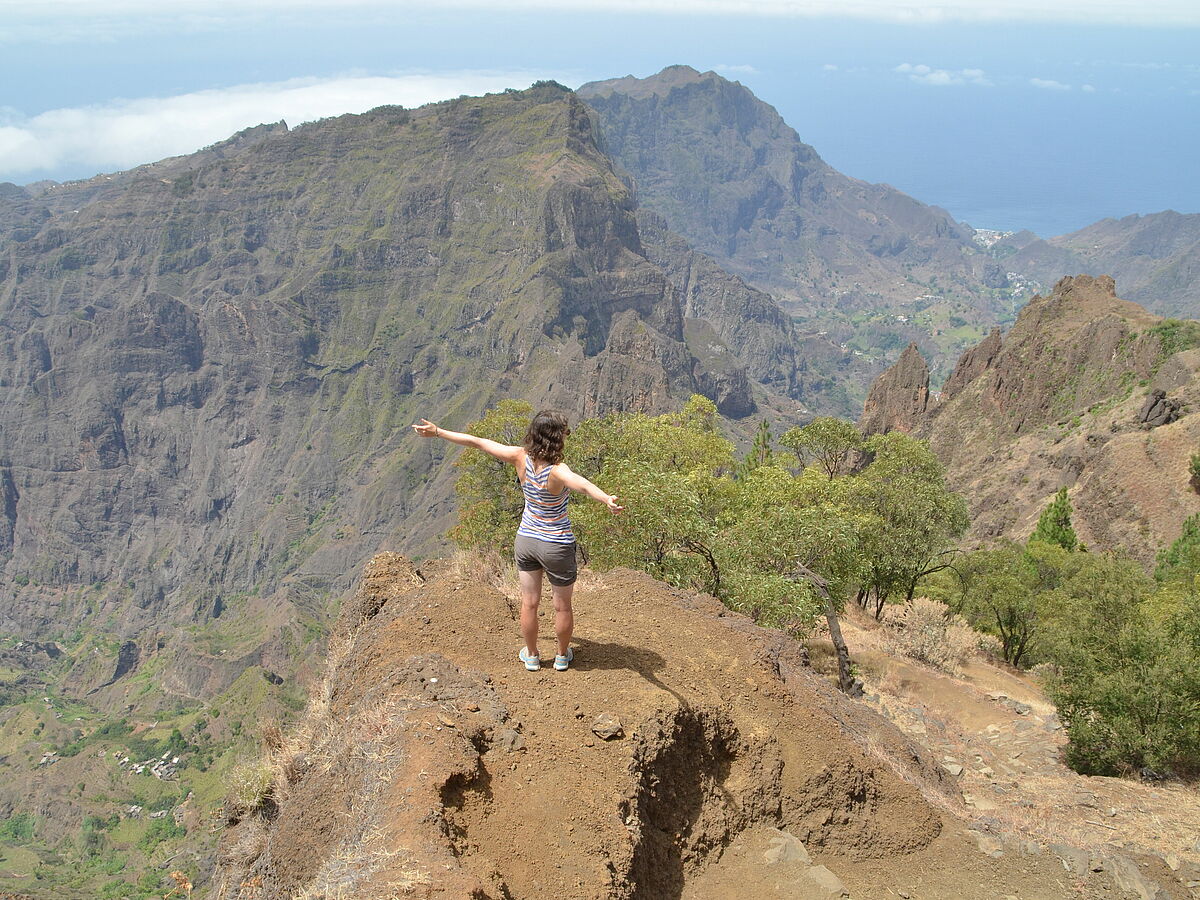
left=579, top=65, right=1013, bottom=411
left=860, top=275, right=1200, bottom=558
left=214, top=552, right=1164, bottom=899
left=1002, top=211, right=1200, bottom=319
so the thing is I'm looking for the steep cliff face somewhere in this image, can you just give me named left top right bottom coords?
left=861, top=275, right=1200, bottom=559
left=578, top=66, right=1010, bottom=412
left=858, top=343, right=930, bottom=435
left=0, top=84, right=791, bottom=690
left=635, top=211, right=805, bottom=407
left=578, top=66, right=980, bottom=310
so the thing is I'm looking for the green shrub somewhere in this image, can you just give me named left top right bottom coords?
left=1149, top=318, right=1200, bottom=362
left=0, top=812, right=34, bottom=842
left=1049, top=601, right=1200, bottom=777
left=137, top=817, right=185, bottom=853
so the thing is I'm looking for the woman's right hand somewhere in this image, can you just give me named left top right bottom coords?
left=605, top=494, right=625, bottom=514
left=412, top=418, right=439, bottom=438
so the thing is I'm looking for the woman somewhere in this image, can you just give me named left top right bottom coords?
left=412, top=410, right=623, bottom=671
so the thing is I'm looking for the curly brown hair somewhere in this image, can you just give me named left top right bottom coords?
left=523, top=410, right=569, bottom=465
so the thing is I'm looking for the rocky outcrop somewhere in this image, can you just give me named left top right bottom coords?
left=859, top=343, right=930, bottom=435
left=863, top=275, right=1200, bottom=560
left=941, top=327, right=1001, bottom=401
left=1138, top=389, right=1182, bottom=427
left=220, top=556, right=1077, bottom=899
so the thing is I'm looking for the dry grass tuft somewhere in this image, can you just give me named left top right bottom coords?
left=451, top=546, right=520, bottom=599
left=224, top=760, right=276, bottom=821
left=882, top=597, right=978, bottom=675
left=260, top=720, right=284, bottom=753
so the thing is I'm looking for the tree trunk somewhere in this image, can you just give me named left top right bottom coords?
left=793, top=563, right=856, bottom=696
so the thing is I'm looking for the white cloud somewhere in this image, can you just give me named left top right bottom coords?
left=2, top=0, right=1199, bottom=33
left=714, top=64, right=759, bottom=74
left=1082, top=83, right=1097, bottom=92
left=1030, top=77, right=1072, bottom=90
left=895, top=63, right=992, bottom=86
left=0, top=71, right=562, bottom=183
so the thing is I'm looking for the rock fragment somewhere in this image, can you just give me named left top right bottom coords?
left=591, top=713, right=623, bottom=741
left=493, top=727, right=525, bottom=752
left=762, top=829, right=810, bottom=865
left=804, top=864, right=849, bottom=897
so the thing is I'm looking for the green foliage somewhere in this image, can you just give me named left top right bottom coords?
left=1029, top=487, right=1078, bottom=551
left=1047, top=562, right=1199, bottom=777
left=138, top=817, right=186, bottom=852
left=934, top=536, right=1200, bottom=776
left=1190, top=452, right=1200, bottom=482
left=1156, top=513, right=1200, bottom=586
left=0, top=812, right=34, bottom=842
left=1149, top=318, right=1200, bottom=362
left=569, top=396, right=734, bottom=594
left=736, top=419, right=774, bottom=480
left=452, top=398, right=954, bottom=637
left=716, top=465, right=869, bottom=630
left=927, top=540, right=1047, bottom=667
left=449, top=399, right=533, bottom=553
left=779, top=417, right=862, bottom=479
left=849, top=432, right=969, bottom=616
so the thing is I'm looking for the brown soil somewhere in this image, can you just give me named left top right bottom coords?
left=215, top=555, right=1195, bottom=899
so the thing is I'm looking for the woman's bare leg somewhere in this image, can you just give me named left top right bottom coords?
left=552, top=582, right=575, bottom=658
left=519, top=568, right=543, bottom=658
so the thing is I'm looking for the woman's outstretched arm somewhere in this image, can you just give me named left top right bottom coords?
left=552, top=463, right=624, bottom=513
left=412, top=418, right=523, bottom=464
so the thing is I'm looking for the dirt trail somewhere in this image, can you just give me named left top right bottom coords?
left=216, top=556, right=1195, bottom=899
left=842, top=615, right=1200, bottom=899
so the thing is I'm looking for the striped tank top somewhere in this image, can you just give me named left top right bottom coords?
left=516, top=455, right=574, bottom=544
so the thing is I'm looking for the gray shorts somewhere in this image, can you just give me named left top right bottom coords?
left=514, top=534, right=578, bottom=587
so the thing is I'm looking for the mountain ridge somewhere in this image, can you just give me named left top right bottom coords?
left=861, top=274, right=1200, bottom=559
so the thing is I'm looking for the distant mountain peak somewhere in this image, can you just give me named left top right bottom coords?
left=577, top=63, right=724, bottom=100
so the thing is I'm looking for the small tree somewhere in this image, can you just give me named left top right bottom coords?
left=1157, top=513, right=1200, bottom=587
left=1029, top=487, right=1078, bottom=551
left=779, top=417, right=862, bottom=480
left=849, top=432, right=969, bottom=617
left=736, top=419, right=773, bottom=480
left=1189, top=452, right=1200, bottom=491
left=569, top=396, right=734, bottom=594
left=1047, top=558, right=1200, bottom=777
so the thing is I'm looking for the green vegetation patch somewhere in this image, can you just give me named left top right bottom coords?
left=1149, top=318, right=1200, bottom=366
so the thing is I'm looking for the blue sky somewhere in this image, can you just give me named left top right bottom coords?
left=1, top=1, right=1197, bottom=236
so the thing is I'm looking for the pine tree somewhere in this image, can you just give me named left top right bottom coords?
left=1029, top=487, right=1078, bottom=552
left=1155, top=512, right=1200, bottom=585
left=737, top=419, right=773, bottom=479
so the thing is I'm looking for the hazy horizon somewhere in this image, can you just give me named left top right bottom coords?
left=2, top=3, right=1197, bottom=237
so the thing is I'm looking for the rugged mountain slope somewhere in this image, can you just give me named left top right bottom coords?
left=1002, top=211, right=1200, bottom=318
left=214, top=553, right=1141, bottom=900
left=861, top=274, right=1200, bottom=559
left=579, top=66, right=1013, bottom=409
left=0, top=82, right=818, bottom=896
left=0, top=83, right=811, bottom=669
